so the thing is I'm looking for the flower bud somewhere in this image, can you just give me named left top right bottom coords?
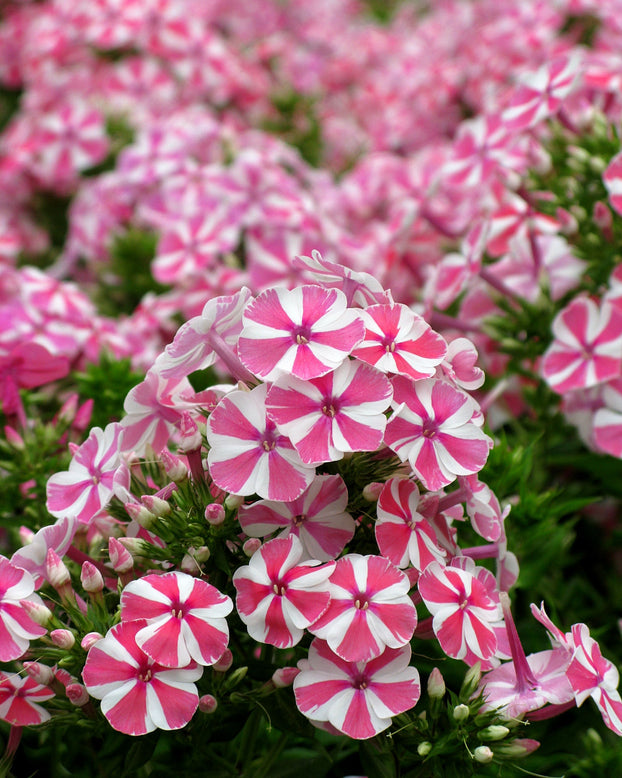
left=160, top=448, right=188, bottom=482
left=57, top=393, right=79, bottom=425
left=243, top=538, right=261, bottom=557
left=224, top=493, right=245, bottom=510
left=54, top=668, right=74, bottom=687
left=125, top=501, right=156, bottom=529
left=198, top=694, right=218, bottom=714
left=46, top=549, right=71, bottom=589
left=494, top=738, right=540, bottom=758
left=417, top=742, right=432, bottom=757
left=272, top=667, right=300, bottom=688
left=81, top=561, right=104, bottom=593
left=427, top=668, right=446, bottom=699
left=18, top=525, right=35, bottom=545
left=478, top=725, right=509, bottom=741
left=141, top=494, right=171, bottom=517
left=4, top=425, right=25, bottom=450
left=472, top=746, right=493, bottom=764
left=81, top=632, right=103, bottom=651
left=50, top=629, right=75, bottom=649
left=21, top=598, right=53, bottom=626
left=23, top=661, right=55, bottom=685
left=180, top=554, right=200, bottom=574
left=460, top=661, right=481, bottom=698
left=453, top=704, right=470, bottom=722
left=66, top=683, right=90, bottom=707
left=205, top=503, right=226, bottom=526
left=117, top=537, right=144, bottom=555
left=179, top=412, right=202, bottom=452
left=73, top=399, right=93, bottom=431
left=362, top=482, right=383, bottom=502
left=212, top=648, right=233, bottom=672
left=109, top=537, right=134, bottom=574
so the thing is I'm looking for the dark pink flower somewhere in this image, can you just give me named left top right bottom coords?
left=0, top=672, right=54, bottom=726
left=0, top=557, right=47, bottom=661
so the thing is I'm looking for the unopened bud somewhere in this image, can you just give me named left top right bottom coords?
left=160, top=448, right=188, bottom=482
left=272, top=667, right=300, bottom=688
left=18, top=525, right=35, bottom=545
left=224, top=493, right=245, bottom=510
left=73, top=399, right=93, bottom=431
left=427, top=668, right=446, bottom=699
left=81, top=632, right=103, bottom=651
left=21, top=598, right=53, bottom=626
left=109, top=537, right=134, bottom=574
left=243, top=538, right=261, bottom=557
left=117, top=537, right=144, bottom=555
left=593, top=200, right=613, bottom=232
left=57, top=393, right=79, bottom=424
left=494, top=738, right=540, bottom=758
left=23, top=661, right=54, bottom=685
left=4, top=425, right=24, bottom=449
left=478, top=725, right=509, bottom=741
left=460, top=661, right=481, bottom=698
left=362, top=482, right=383, bottom=501
left=125, top=501, right=156, bottom=529
left=50, top=629, right=75, bottom=649
left=141, top=494, right=171, bottom=517
left=205, top=503, right=226, bottom=525
left=66, top=683, right=90, bottom=707
left=179, top=412, right=202, bottom=452
left=212, top=648, right=233, bottom=672
left=472, top=745, right=493, bottom=764
left=417, top=742, right=432, bottom=757
left=198, top=694, right=218, bottom=713
left=46, top=549, right=71, bottom=589
left=225, top=666, right=248, bottom=690
left=80, top=561, right=104, bottom=593
left=453, top=704, right=470, bottom=722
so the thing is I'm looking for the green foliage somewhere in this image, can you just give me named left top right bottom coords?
left=262, top=91, right=324, bottom=168
left=73, top=352, right=143, bottom=428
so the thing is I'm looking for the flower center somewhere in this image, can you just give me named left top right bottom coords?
left=352, top=671, right=370, bottom=690
left=322, top=397, right=339, bottom=417
left=292, top=514, right=307, bottom=527
left=294, top=326, right=311, bottom=345
left=138, top=668, right=153, bottom=683
left=354, top=593, right=370, bottom=610
left=421, top=419, right=438, bottom=439
left=272, top=581, right=287, bottom=596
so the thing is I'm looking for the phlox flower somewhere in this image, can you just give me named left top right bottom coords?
left=238, top=474, right=355, bottom=562
left=232, top=535, right=334, bottom=649
left=206, top=383, right=315, bottom=501
left=604, top=150, right=622, bottom=216
left=542, top=297, right=622, bottom=394
left=0, top=672, right=54, bottom=726
left=385, top=377, right=492, bottom=491
left=82, top=620, right=202, bottom=736
left=439, top=338, right=485, bottom=391
left=375, top=477, right=446, bottom=571
left=238, top=285, right=364, bottom=381
left=0, top=557, right=47, bottom=661
left=46, top=423, right=122, bottom=524
left=120, top=572, right=233, bottom=668
left=11, top=516, right=77, bottom=588
left=266, top=360, right=393, bottom=465
left=461, top=475, right=508, bottom=542
left=418, top=561, right=501, bottom=662
left=309, top=554, right=417, bottom=663
left=593, top=378, right=622, bottom=458
left=351, top=303, right=446, bottom=380
left=294, top=639, right=420, bottom=740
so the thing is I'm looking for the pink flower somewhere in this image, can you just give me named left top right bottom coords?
left=542, top=298, right=622, bottom=394
left=46, top=423, right=122, bottom=524
left=440, top=338, right=485, bottom=391
left=293, top=250, right=390, bottom=307
left=351, top=303, right=446, bottom=380
left=120, top=572, right=232, bottom=668
left=604, top=150, right=622, bottom=216
left=385, top=377, right=492, bottom=491
left=82, top=620, right=202, bottom=736
left=418, top=561, right=501, bottom=662
left=309, top=554, right=417, bottom=663
left=294, top=639, right=420, bottom=739
left=11, top=516, right=77, bottom=589
left=238, top=285, right=364, bottom=381
left=232, top=535, right=334, bottom=648
left=593, top=378, right=622, bottom=458
left=0, top=672, right=54, bottom=726
left=375, top=477, right=446, bottom=571
left=0, top=557, right=47, bottom=661
left=266, top=360, right=393, bottom=465
left=238, top=474, right=355, bottom=562
left=206, top=383, right=315, bottom=501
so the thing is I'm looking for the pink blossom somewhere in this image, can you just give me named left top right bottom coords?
left=232, top=535, right=334, bottom=648
left=309, top=554, right=417, bottom=663
left=375, top=477, right=446, bottom=572
left=385, top=377, right=492, bottom=491
left=120, top=571, right=232, bottom=668
left=593, top=378, right=622, bottom=458
left=292, top=251, right=390, bottom=307
left=238, top=285, right=364, bottom=381
left=439, top=338, right=485, bottom=391
left=206, top=383, right=315, bottom=501
left=11, top=517, right=77, bottom=589
left=0, top=672, right=54, bottom=726
left=46, top=423, right=122, bottom=524
left=0, top=557, right=47, bottom=661
left=82, top=620, right=202, bottom=736
left=293, top=639, right=420, bottom=739
left=238, top=474, right=355, bottom=562
left=604, top=150, right=622, bottom=216
left=266, top=360, right=393, bottom=465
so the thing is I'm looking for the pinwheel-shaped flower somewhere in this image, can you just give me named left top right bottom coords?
left=238, top=285, right=364, bottom=381
left=0, top=672, right=54, bottom=726
left=82, top=620, right=202, bottom=736
left=294, top=639, right=420, bottom=740
left=309, top=554, right=417, bottom=663
left=120, top=572, right=233, bottom=668
left=0, top=557, right=47, bottom=661
left=233, top=535, right=334, bottom=648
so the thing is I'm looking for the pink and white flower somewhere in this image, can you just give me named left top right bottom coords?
left=0, top=672, right=54, bottom=726
left=120, top=572, right=233, bottom=668
left=309, top=554, right=417, bottom=663
left=385, top=377, right=492, bottom=491
left=206, top=383, right=315, bottom=501
left=82, top=620, right=202, bottom=736
left=11, top=516, right=77, bottom=589
left=294, top=638, right=420, bottom=739
left=238, top=474, right=355, bottom=562
left=266, top=360, right=393, bottom=465
left=0, top=557, right=47, bottom=661
left=238, top=285, right=364, bottom=381
left=232, top=535, right=334, bottom=649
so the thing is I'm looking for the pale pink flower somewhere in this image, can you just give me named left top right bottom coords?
left=309, top=554, right=417, bottom=663
left=266, top=360, right=393, bottom=465
left=11, top=517, right=77, bottom=589
left=461, top=475, right=508, bottom=542
left=46, top=423, right=122, bottom=524
left=207, top=383, right=315, bottom=501
left=238, top=285, right=364, bottom=381
left=375, top=477, right=446, bottom=572
left=232, top=535, right=334, bottom=648
left=593, top=378, right=622, bottom=458
left=120, top=572, right=232, bottom=668
left=385, top=377, right=492, bottom=491
left=0, top=557, right=47, bottom=661
left=604, top=150, right=622, bottom=216
left=82, top=620, right=202, bottom=736
left=238, top=474, right=355, bottom=562
left=0, top=672, right=54, bottom=726
left=439, top=338, right=485, bottom=391
left=294, top=639, right=420, bottom=739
